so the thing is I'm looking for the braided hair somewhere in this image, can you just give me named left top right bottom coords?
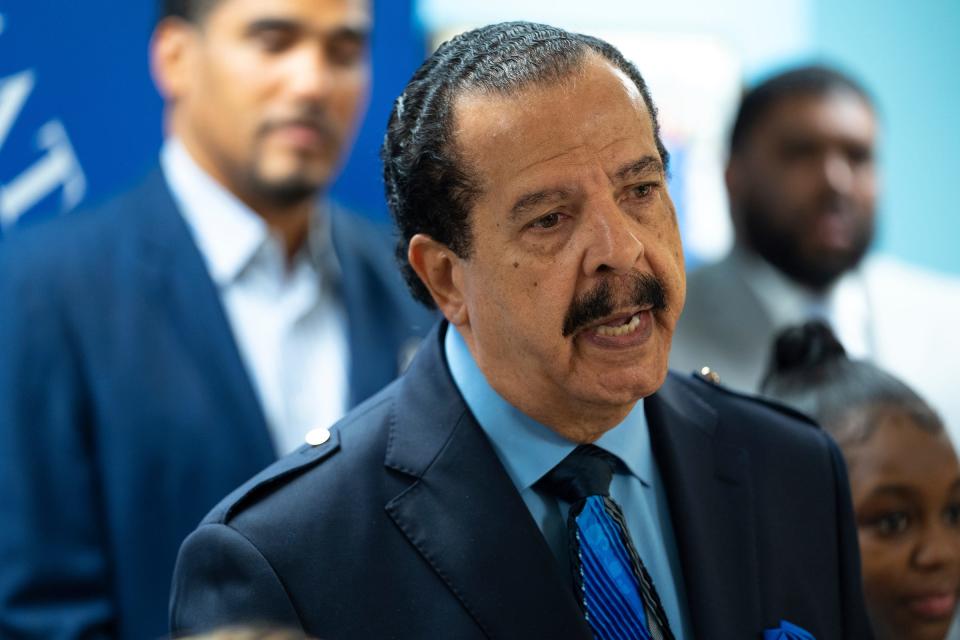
left=382, top=21, right=668, bottom=307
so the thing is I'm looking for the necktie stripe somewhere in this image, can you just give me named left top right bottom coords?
left=579, top=500, right=651, bottom=638
left=583, top=587, right=637, bottom=640
left=537, top=445, right=675, bottom=640
left=602, top=497, right=672, bottom=637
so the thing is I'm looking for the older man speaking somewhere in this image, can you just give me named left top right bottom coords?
left=171, top=22, right=872, bottom=640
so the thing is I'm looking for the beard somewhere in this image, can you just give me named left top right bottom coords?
left=243, top=111, right=342, bottom=208
left=739, top=194, right=874, bottom=291
left=247, top=171, right=320, bottom=208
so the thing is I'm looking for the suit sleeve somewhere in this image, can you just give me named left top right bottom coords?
left=826, top=434, right=875, bottom=639
left=0, top=249, right=115, bottom=638
left=170, top=523, right=301, bottom=635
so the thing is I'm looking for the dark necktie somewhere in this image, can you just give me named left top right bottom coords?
left=536, top=444, right=675, bottom=640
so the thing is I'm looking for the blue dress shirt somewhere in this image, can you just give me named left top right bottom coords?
left=445, top=325, right=692, bottom=639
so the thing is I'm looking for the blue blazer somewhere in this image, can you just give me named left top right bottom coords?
left=0, top=169, right=434, bottom=640
left=171, top=322, right=873, bottom=640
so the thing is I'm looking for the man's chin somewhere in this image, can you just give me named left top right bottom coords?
left=251, top=172, right=326, bottom=207
left=578, top=366, right=668, bottom=406
left=793, top=252, right=866, bottom=289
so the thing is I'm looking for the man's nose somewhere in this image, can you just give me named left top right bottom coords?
left=581, top=197, right=644, bottom=277
left=285, top=45, right=332, bottom=102
left=822, top=151, right=855, bottom=195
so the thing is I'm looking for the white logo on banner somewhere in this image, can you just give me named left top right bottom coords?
left=0, top=66, right=87, bottom=230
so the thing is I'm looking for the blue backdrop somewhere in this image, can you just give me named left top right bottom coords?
left=0, top=0, right=424, bottom=238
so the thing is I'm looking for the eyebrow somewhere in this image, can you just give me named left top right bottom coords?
left=614, top=156, right=663, bottom=182
left=245, top=18, right=300, bottom=35
left=245, top=18, right=370, bottom=42
left=509, top=189, right=571, bottom=221
left=507, top=155, right=664, bottom=221
left=866, top=485, right=915, bottom=499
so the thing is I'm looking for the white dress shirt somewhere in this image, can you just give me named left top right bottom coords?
left=161, top=139, right=349, bottom=455
left=736, top=247, right=873, bottom=359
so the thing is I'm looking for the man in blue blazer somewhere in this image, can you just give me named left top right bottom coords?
left=0, top=0, right=431, bottom=638
left=171, top=22, right=873, bottom=640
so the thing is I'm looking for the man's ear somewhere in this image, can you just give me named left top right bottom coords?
left=408, top=234, right=469, bottom=326
left=150, top=18, right=196, bottom=102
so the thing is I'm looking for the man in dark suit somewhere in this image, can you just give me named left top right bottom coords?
left=0, top=0, right=431, bottom=638
left=170, top=22, right=872, bottom=639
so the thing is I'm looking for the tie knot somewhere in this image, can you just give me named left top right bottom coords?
left=536, top=444, right=619, bottom=504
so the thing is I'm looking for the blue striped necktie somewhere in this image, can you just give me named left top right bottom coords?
left=537, top=444, right=674, bottom=640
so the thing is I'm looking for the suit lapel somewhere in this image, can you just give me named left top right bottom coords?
left=647, top=375, right=761, bottom=638
left=329, top=207, right=397, bottom=407
left=384, top=324, right=592, bottom=639
left=133, top=168, right=275, bottom=461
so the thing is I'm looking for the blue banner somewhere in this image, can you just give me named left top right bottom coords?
left=0, top=1, right=425, bottom=239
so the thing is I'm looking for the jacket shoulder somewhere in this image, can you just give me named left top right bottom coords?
left=203, top=385, right=398, bottom=526
left=676, top=370, right=820, bottom=430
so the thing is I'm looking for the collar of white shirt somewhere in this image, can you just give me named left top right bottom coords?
left=159, top=137, right=349, bottom=455
left=732, top=245, right=872, bottom=358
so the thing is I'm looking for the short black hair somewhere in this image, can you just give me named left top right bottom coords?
left=382, top=21, right=669, bottom=307
left=159, top=0, right=220, bottom=23
left=729, top=64, right=874, bottom=155
left=761, top=321, right=942, bottom=447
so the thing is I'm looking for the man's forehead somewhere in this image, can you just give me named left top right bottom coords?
left=206, top=0, right=371, bottom=30
left=451, top=60, right=656, bottom=187
left=757, top=91, right=876, bottom=141
left=453, top=58, right=646, bottom=121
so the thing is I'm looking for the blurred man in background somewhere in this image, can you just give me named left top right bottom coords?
left=671, top=65, right=960, bottom=436
left=0, top=0, right=431, bottom=637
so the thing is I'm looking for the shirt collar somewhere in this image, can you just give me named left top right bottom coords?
left=160, top=138, right=272, bottom=286
left=733, top=245, right=862, bottom=326
left=733, top=245, right=872, bottom=357
left=444, top=324, right=653, bottom=491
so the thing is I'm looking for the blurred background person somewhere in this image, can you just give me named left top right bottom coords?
left=671, top=64, right=960, bottom=437
left=763, top=321, right=960, bottom=640
left=0, top=0, right=431, bottom=638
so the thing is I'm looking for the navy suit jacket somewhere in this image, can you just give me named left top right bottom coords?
left=170, top=322, right=873, bottom=640
left=0, top=169, right=433, bottom=639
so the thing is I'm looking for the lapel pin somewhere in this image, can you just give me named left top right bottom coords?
left=698, top=366, right=722, bottom=384
left=304, top=427, right=331, bottom=446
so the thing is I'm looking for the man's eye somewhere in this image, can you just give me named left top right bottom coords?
left=846, top=146, right=874, bottom=167
left=327, top=37, right=366, bottom=67
left=624, top=183, right=657, bottom=203
left=944, top=503, right=960, bottom=526
left=255, top=29, right=295, bottom=53
left=531, top=212, right=562, bottom=230
left=874, top=512, right=910, bottom=536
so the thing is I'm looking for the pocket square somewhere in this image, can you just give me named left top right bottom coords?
left=763, top=620, right=815, bottom=639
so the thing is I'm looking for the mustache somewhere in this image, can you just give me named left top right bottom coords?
left=561, top=273, right=667, bottom=338
left=257, top=108, right=339, bottom=143
left=813, top=191, right=867, bottom=218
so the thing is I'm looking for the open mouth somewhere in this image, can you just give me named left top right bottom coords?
left=593, top=312, right=643, bottom=337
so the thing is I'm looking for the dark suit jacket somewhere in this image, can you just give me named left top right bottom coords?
left=0, top=169, right=433, bottom=640
left=170, top=322, right=872, bottom=640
